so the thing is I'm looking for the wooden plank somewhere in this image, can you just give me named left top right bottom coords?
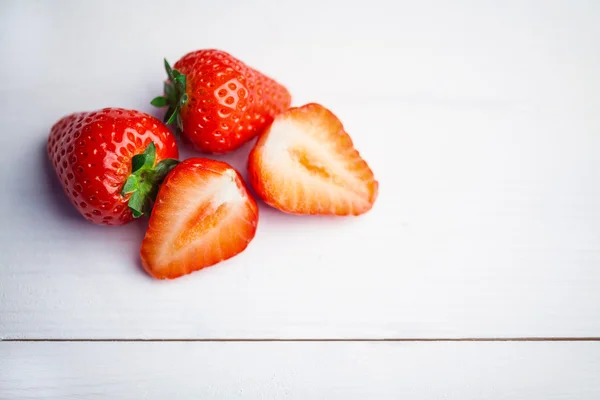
left=1, top=341, right=599, bottom=399
left=1, top=0, right=599, bottom=339
left=1, top=99, right=598, bottom=339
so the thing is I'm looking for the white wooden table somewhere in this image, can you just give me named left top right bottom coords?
left=1, top=0, right=599, bottom=398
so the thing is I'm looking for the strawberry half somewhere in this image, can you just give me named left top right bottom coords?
left=248, top=103, right=378, bottom=216
left=151, top=49, right=291, bottom=154
left=140, top=158, right=258, bottom=279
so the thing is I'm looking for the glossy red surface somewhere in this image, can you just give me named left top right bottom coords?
left=47, top=108, right=178, bottom=225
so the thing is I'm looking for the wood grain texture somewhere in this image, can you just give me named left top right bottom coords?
left=0, top=0, right=599, bottom=340
left=1, top=341, right=599, bottom=399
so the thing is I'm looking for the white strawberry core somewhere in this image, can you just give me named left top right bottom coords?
left=211, top=168, right=245, bottom=207
left=263, top=119, right=298, bottom=156
left=261, top=117, right=371, bottom=209
left=263, top=119, right=336, bottom=178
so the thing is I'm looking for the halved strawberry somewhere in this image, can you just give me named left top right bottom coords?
left=248, top=103, right=378, bottom=216
left=140, top=158, right=258, bottom=279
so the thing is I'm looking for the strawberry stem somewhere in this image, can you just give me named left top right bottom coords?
left=120, top=142, right=179, bottom=218
left=151, top=58, right=188, bottom=132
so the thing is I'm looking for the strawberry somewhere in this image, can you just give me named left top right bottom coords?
left=140, top=158, right=258, bottom=279
left=248, top=103, right=378, bottom=216
left=48, top=108, right=179, bottom=225
left=151, top=49, right=291, bottom=154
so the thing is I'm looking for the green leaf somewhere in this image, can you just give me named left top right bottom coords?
left=175, top=74, right=186, bottom=88
left=150, top=96, right=167, bottom=107
left=154, top=158, right=180, bottom=181
left=122, top=142, right=180, bottom=218
left=143, top=142, right=157, bottom=167
left=128, top=191, right=145, bottom=218
left=121, top=138, right=181, bottom=219
left=164, top=83, right=176, bottom=101
left=131, top=142, right=157, bottom=173
left=176, top=112, right=183, bottom=131
left=166, top=107, right=178, bottom=125
left=155, top=58, right=187, bottom=134
left=120, top=175, right=138, bottom=195
left=164, top=58, right=173, bottom=79
left=131, top=153, right=146, bottom=173
left=163, top=106, right=175, bottom=123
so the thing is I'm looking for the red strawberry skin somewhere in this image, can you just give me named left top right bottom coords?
left=155, top=49, right=291, bottom=154
left=248, top=103, right=378, bottom=216
left=48, top=108, right=179, bottom=225
left=140, top=158, right=259, bottom=279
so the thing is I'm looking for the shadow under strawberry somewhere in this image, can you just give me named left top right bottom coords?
left=40, top=139, right=151, bottom=278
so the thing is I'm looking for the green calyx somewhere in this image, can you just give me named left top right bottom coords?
left=150, top=58, right=188, bottom=132
left=120, top=142, right=179, bottom=218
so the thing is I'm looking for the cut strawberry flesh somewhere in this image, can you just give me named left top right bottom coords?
left=248, top=103, right=378, bottom=216
left=141, top=159, right=258, bottom=279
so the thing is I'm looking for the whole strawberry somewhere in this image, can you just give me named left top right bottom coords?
left=48, top=108, right=179, bottom=225
left=151, top=49, right=291, bottom=154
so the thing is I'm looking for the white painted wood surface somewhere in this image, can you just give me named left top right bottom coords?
left=1, top=341, right=599, bottom=399
left=1, top=0, right=599, bottom=340
left=2, top=0, right=599, bottom=397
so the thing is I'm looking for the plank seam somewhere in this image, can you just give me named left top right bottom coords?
left=3, top=338, right=600, bottom=342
